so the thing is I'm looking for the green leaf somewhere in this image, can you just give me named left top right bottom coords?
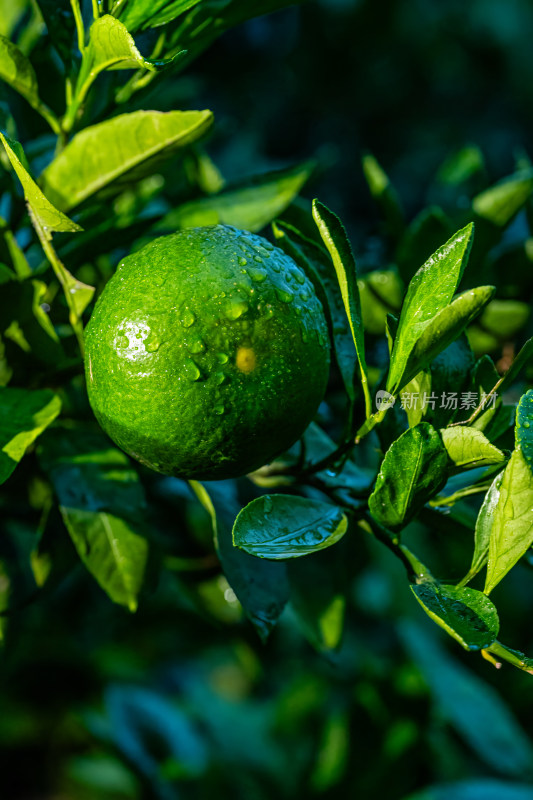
left=0, top=387, right=60, bottom=485
left=233, top=495, right=348, bottom=560
left=160, top=163, right=313, bottom=233
left=272, top=219, right=357, bottom=405
left=190, top=481, right=289, bottom=641
left=515, top=388, right=533, bottom=467
left=118, top=0, right=203, bottom=31
left=402, top=621, right=533, bottom=776
left=0, top=33, right=40, bottom=108
left=461, top=470, right=504, bottom=585
left=399, top=285, right=495, bottom=390
left=486, top=641, right=533, bottom=674
left=441, top=427, right=505, bottom=470
left=312, top=199, right=371, bottom=416
left=0, top=277, right=65, bottom=365
left=38, top=428, right=149, bottom=611
left=473, top=169, right=533, bottom=226
left=485, top=449, right=533, bottom=594
left=369, top=423, right=448, bottom=531
left=387, top=224, right=474, bottom=393
left=411, top=582, right=499, bottom=651
left=41, top=110, right=214, bottom=212
left=85, top=15, right=178, bottom=74
left=0, top=133, right=82, bottom=235
left=407, top=780, right=533, bottom=800
left=361, top=152, right=404, bottom=237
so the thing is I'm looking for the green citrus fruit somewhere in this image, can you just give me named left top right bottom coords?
left=84, top=224, right=330, bottom=480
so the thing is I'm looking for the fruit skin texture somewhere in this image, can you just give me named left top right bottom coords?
left=84, top=224, right=330, bottom=480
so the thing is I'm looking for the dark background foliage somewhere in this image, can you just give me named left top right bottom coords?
left=2, top=1, right=533, bottom=799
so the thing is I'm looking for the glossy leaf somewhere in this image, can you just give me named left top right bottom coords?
left=387, top=224, right=474, bottom=393
left=441, top=427, right=505, bottom=470
left=473, top=169, right=533, bottom=226
left=485, top=449, right=533, bottom=594
left=118, top=0, right=203, bottom=31
left=0, top=387, right=60, bottom=485
left=461, top=471, right=504, bottom=585
left=39, top=429, right=149, bottom=611
left=233, top=495, right=348, bottom=560
left=0, top=133, right=82, bottom=236
left=312, top=199, right=370, bottom=415
left=41, top=110, right=214, bottom=211
left=190, top=481, right=289, bottom=640
left=411, top=582, right=499, bottom=651
left=402, top=621, right=533, bottom=776
left=369, top=423, right=448, bottom=531
left=399, top=285, right=495, bottom=390
left=160, top=163, right=313, bottom=233
left=515, top=388, right=533, bottom=467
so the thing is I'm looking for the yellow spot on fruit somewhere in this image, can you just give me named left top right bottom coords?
left=236, top=347, right=256, bottom=374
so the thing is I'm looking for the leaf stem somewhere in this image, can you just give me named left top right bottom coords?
left=92, top=0, right=101, bottom=19
left=31, top=211, right=85, bottom=356
left=70, top=0, right=86, bottom=54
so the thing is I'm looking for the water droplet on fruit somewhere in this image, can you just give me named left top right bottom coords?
left=188, top=337, right=205, bottom=354
left=216, top=352, right=229, bottom=364
left=263, top=304, right=274, bottom=320
left=276, top=289, right=293, bottom=304
left=300, top=291, right=311, bottom=302
left=181, top=309, right=196, bottom=328
left=292, top=269, right=306, bottom=285
left=248, top=267, right=267, bottom=282
left=225, top=298, right=249, bottom=320
left=182, top=359, right=201, bottom=381
left=254, top=255, right=263, bottom=263
left=145, top=338, right=160, bottom=353
left=239, top=257, right=248, bottom=266
left=214, top=404, right=225, bottom=415
left=214, top=371, right=227, bottom=385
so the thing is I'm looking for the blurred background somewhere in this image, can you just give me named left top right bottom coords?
left=2, top=1, right=533, bottom=798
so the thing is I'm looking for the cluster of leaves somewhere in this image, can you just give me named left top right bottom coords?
left=1, top=0, right=533, bottom=681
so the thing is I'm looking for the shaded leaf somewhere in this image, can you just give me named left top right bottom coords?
left=411, top=582, right=499, bottom=651
left=118, top=0, right=203, bottom=31
left=407, top=780, right=533, bottom=800
left=288, top=545, right=346, bottom=652
left=387, top=224, right=474, bottom=393
left=39, top=428, right=149, bottom=611
left=369, top=423, right=448, bottom=531
left=161, top=163, right=313, bottom=233
left=190, top=481, right=289, bottom=640
left=401, top=621, right=533, bottom=776
left=272, top=219, right=357, bottom=405
left=41, top=110, right=214, bottom=211
left=0, top=387, right=60, bottom=485
left=35, top=0, right=76, bottom=67
left=312, top=199, right=370, bottom=415
left=473, top=169, right=533, bottom=226
left=362, top=152, right=404, bottom=237
left=441, top=427, right=505, bottom=470
left=233, top=495, right=347, bottom=560
left=0, top=33, right=40, bottom=108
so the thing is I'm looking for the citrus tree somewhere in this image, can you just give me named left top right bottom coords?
left=2, top=1, right=533, bottom=797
